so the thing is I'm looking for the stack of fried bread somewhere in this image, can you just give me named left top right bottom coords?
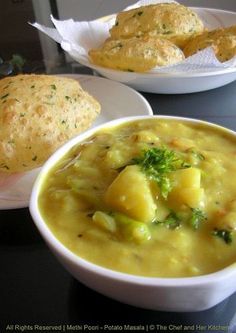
left=89, top=2, right=204, bottom=72
left=0, top=74, right=101, bottom=173
left=89, top=2, right=236, bottom=72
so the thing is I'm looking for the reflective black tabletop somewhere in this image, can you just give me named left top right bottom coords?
left=0, top=66, right=236, bottom=333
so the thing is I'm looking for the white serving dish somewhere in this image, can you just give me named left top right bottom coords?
left=82, top=7, right=236, bottom=94
left=29, top=115, right=236, bottom=312
left=91, top=65, right=236, bottom=94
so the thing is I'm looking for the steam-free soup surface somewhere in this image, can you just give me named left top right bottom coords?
left=39, top=119, right=236, bottom=277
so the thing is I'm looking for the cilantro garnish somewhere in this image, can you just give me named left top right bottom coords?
left=153, top=210, right=180, bottom=230
left=1, top=93, right=9, bottom=99
left=189, top=208, right=207, bottom=229
left=212, top=229, right=233, bottom=244
left=0, top=163, right=9, bottom=170
left=133, top=147, right=190, bottom=199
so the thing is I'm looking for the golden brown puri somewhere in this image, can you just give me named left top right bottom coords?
left=0, top=74, right=101, bottom=173
left=109, top=3, right=205, bottom=48
left=89, top=35, right=185, bottom=72
left=183, top=25, right=236, bottom=62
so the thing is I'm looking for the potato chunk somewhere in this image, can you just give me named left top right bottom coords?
left=105, top=165, right=156, bottom=223
left=171, top=167, right=201, bottom=188
left=169, top=167, right=204, bottom=208
left=178, top=187, right=204, bottom=208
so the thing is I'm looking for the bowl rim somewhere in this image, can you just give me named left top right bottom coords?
left=29, top=115, right=236, bottom=287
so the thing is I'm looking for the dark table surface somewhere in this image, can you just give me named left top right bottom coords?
left=1, top=66, right=236, bottom=333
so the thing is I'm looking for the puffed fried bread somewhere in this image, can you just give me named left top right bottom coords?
left=0, top=74, right=101, bottom=173
left=109, top=3, right=205, bottom=48
left=183, top=25, right=236, bottom=62
left=89, top=35, right=185, bottom=72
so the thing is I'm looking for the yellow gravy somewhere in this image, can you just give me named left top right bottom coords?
left=39, top=119, right=236, bottom=277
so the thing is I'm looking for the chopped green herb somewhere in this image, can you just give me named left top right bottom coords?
left=110, top=43, right=123, bottom=50
left=0, top=163, right=9, bottom=170
left=162, top=30, right=173, bottom=35
left=115, top=21, right=119, bottom=26
left=31, top=85, right=35, bottom=89
left=159, top=176, right=172, bottom=200
left=1, top=93, right=9, bottom=99
left=212, top=228, right=233, bottom=244
left=153, top=210, right=180, bottom=229
left=133, top=147, right=190, bottom=174
left=65, top=96, right=70, bottom=100
left=189, top=208, right=207, bottom=229
left=32, top=155, right=37, bottom=161
left=133, top=11, right=143, bottom=17
left=43, top=102, right=54, bottom=106
left=133, top=147, right=190, bottom=199
left=51, top=84, right=56, bottom=90
left=20, top=113, right=25, bottom=117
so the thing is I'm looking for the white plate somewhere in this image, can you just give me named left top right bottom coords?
left=0, top=74, right=153, bottom=210
left=85, top=7, right=236, bottom=94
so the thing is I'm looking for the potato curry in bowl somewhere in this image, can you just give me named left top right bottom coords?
left=34, top=116, right=236, bottom=278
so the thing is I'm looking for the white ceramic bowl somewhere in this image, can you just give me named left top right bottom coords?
left=76, top=8, right=236, bottom=94
left=29, top=116, right=236, bottom=312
